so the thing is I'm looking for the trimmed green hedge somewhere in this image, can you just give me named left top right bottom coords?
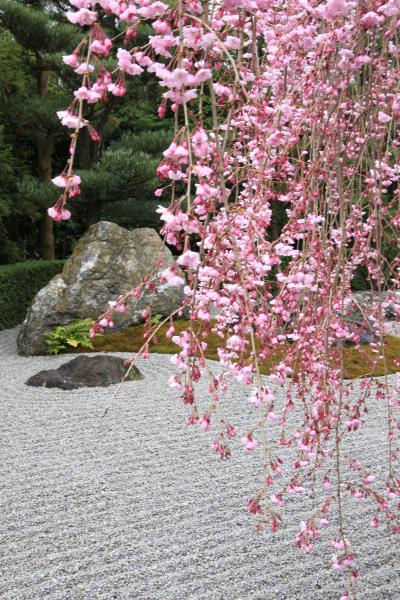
left=0, top=260, right=64, bottom=330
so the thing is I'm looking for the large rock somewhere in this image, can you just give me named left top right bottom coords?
left=352, top=291, right=400, bottom=321
left=25, top=355, right=143, bottom=390
left=17, top=222, right=184, bottom=355
left=342, top=314, right=378, bottom=346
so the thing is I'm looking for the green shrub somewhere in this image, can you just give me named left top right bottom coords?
left=0, top=259, right=64, bottom=330
left=351, top=265, right=370, bottom=291
left=44, top=318, right=95, bottom=354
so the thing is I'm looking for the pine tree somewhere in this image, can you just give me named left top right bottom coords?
left=0, top=0, right=77, bottom=259
left=0, top=4, right=174, bottom=259
left=77, top=130, right=173, bottom=228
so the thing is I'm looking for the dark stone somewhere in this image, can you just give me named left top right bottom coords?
left=342, top=314, right=378, bottom=346
left=385, top=303, right=397, bottom=321
left=26, top=355, right=143, bottom=390
left=352, top=291, right=400, bottom=321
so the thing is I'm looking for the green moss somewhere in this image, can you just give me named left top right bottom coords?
left=342, top=336, right=400, bottom=378
left=69, top=320, right=400, bottom=380
left=86, top=319, right=221, bottom=357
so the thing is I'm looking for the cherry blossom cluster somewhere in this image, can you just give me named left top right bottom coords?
left=52, top=1, right=400, bottom=596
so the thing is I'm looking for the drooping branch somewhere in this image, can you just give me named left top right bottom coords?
left=48, top=2, right=400, bottom=597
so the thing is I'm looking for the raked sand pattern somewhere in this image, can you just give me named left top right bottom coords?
left=0, top=327, right=399, bottom=600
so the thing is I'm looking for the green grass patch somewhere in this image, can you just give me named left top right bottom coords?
left=69, top=319, right=400, bottom=380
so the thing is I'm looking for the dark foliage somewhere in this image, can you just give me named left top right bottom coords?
left=0, top=259, right=64, bottom=329
left=0, top=1, right=173, bottom=263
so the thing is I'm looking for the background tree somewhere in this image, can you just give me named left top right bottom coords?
left=0, top=3, right=174, bottom=263
left=0, top=0, right=78, bottom=259
left=77, top=130, right=172, bottom=228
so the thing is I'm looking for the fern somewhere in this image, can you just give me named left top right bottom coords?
left=44, top=318, right=96, bottom=355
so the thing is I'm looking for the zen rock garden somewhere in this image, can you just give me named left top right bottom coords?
left=16, top=223, right=400, bottom=386
left=18, top=221, right=186, bottom=388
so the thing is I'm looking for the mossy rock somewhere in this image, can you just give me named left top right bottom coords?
left=26, top=355, right=143, bottom=390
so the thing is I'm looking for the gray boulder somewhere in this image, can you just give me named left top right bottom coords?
left=25, top=355, right=143, bottom=390
left=17, top=222, right=184, bottom=355
left=342, top=314, right=378, bottom=346
left=352, top=291, right=400, bottom=321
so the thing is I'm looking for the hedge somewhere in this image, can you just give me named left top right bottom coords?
left=0, top=260, right=64, bottom=331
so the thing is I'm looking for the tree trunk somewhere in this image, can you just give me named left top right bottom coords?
left=37, top=69, right=55, bottom=260
left=75, top=122, right=101, bottom=227
left=39, top=214, right=55, bottom=260
left=83, top=100, right=117, bottom=228
left=76, top=128, right=101, bottom=227
left=86, top=196, right=100, bottom=226
left=76, top=127, right=92, bottom=169
left=270, top=201, right=283, bottom=241
left=37, top=134, right=55, bottom=260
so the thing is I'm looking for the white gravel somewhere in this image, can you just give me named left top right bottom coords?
left=0, top=327, right=399, bottom=600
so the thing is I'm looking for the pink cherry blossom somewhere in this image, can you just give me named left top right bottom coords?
left=241, top=434, right=258, bottom=451
left=137, top=1, right=169, bottom=18
left=168, top=374, right=182, bottom=389
left=66, top=8, right=98, bottom=26
left=247, top=497, right=262, bottom=514
left=226, top=335, right=248, bottom=352
left=74, top=63, right=95, bottom=74
left=199, top=415, right=211, bottom=430
left=74, top=86, right=102, bottom=103
left=360, top=12, right=384, bottom=28
left=191, top=129, right=209, bottom=157
left=69, top=0, right=90, bottom=7
left=117, top=48, right=143, bottom=76
left=119, top=5, right=138, bottom=22
left=108, top=82, right=126, bottom=96
left=90, top=38, right=112, bottom=56
left=378, top=111, right=392, bottom=123
left=226, top=425, right=237, bottom=439
left=56, top=110, right=85, bottom=129
left=63, top=53, right=80, bottom=68
left=378, top=1, right=400, bottom=17
left=223, top=0, right=243, bottom=7
left=99, top=317, right=114, bottom=328
left=370, top=516, right=379, bottom=528
left=270, top=494, right=283, bottom=506
left=51, top=174, right=81, bottom=188
left=163, top=67, right=190, bottom=89
left=47, top=206, right=71, bottom=221
left=190, top=68, right=212, bottom=85
left=161, top=268, right=185, bottom=286
left=176, top=250, right=200, bottom=270
left=322, top=0, right=354, bottom=20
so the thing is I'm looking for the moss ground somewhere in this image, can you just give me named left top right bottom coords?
left=69, top=320, right=400, bottom=380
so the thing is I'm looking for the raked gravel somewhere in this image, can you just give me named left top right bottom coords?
left=0, top=327, right=399, bottom=600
